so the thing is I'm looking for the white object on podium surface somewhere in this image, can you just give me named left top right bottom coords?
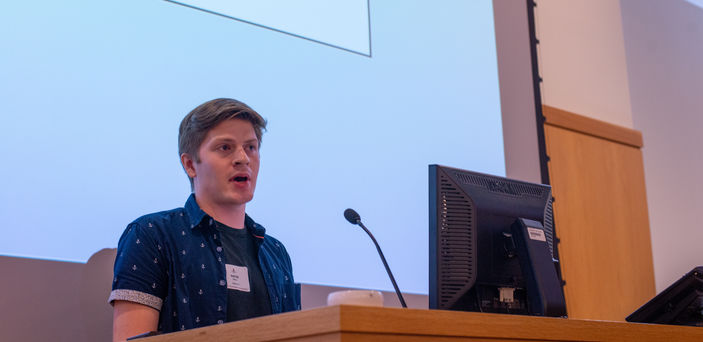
left=326, top=290, right=383, bottom=307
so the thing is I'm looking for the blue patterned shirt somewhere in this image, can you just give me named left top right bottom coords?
left=109, top=194, right=300, bottom=333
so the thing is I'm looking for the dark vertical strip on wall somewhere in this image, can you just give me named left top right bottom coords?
left=526, top=0, right=567, bottom=295
left=526, top=0, right=550, bottom=186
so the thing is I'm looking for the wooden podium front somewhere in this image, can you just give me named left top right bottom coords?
left=141, top=305, right=703, bottom=342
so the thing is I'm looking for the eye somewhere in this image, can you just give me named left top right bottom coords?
left=218, top=144, right=231, bottom=152
left=247, top=144, right=258, bottom=152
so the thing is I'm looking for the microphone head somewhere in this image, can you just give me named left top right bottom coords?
left=343, top=208, right=361, bottom=225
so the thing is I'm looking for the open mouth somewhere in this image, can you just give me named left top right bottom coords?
left=230, top=175, right=249, bottom=183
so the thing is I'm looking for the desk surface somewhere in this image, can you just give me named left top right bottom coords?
left=142, top=305, right=703, bottom=342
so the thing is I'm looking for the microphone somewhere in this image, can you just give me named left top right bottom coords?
left=343, top=208, right=361, bottom=224
left=343, top=208, right=407, bottom=308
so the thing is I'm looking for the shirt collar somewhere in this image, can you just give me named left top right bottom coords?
left=184, top=193, right=208, bottom=229
left=184, top=194, right=267, bottom=238
left=245, top=214, right=267, bottom=239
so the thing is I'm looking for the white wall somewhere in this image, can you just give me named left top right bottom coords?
left=0, top=254, right=109, bottom=342
left=536, top=0, right=634, bottom=128
left=495, top=0, right=543, bottom=184
left=620, top=0, right=703, bottom=292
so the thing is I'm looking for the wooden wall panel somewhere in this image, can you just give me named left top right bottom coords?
left=544, top=106, right=655, bottom=320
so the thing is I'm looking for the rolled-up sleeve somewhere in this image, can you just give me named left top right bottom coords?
left=109, top=222, right=167, bottom=311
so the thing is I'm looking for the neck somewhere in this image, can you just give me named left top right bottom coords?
left=194, top=196, right=246, bottom=229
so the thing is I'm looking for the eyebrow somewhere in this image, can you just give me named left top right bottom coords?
left=210, top=137, right=258, bottom=145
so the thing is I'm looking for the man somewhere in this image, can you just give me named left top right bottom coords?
left=109, top=98, right=299, bottom=341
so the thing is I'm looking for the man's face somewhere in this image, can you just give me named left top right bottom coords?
left=183, top=119, right=260, bottom=209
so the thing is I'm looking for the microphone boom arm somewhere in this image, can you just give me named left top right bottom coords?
left=356, top=220, right=408, bottom=308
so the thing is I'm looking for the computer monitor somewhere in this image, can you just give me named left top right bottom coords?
left=429, top=164, right=566, bottom=317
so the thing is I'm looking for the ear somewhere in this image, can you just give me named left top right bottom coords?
left=181, top=153, right=197, bottom=178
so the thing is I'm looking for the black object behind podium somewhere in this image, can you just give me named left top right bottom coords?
left=627, top=266, right=703, bottom=326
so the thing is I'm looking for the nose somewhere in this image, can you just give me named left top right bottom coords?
left=233, top=145, right=249, bottom=165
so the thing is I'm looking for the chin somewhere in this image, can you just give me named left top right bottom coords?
left=226, top=194, right=254, bottom=205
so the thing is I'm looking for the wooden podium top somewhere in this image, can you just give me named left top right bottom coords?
left=142, top=305, right=703, bottom=342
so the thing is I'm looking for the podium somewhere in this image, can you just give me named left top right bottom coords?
left=141, top=305, right=703, bottom=342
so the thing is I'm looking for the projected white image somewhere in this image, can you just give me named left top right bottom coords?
left=167, top=0, right=371, bottom=55
left=0, top=0, right=503, bottom=294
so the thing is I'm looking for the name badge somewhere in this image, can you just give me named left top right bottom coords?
left=225, top=264, right=250, bottom=292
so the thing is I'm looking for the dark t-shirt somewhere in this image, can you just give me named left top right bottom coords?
left=214, top=222, right=272, bottom=321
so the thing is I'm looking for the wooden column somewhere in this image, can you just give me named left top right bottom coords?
left=543, top=105, right=655, bottom=320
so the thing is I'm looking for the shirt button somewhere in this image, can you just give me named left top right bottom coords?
left=216, top=246, right=223, bottom=252
left=220, top=280, right=226, bottom=286
left=217, top=320, right=224, bottom=324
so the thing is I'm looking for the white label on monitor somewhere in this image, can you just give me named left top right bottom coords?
left=527, top=227, right=547, bottom=242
